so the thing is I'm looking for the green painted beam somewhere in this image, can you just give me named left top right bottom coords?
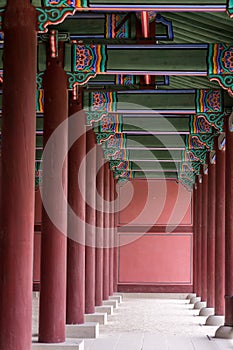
left=36, top=135, right=43, bottom=148
left=128, top=149, right=184, bottom=160
left=107, top=47, right=207, bottom=72
left=134, top=171, right=177, bottom=179
left=35, top=149, right=192, bottom=162
left=36, top=149, right=43, bottom=160
left=125, top=134, right=186, bottom=148
left=122, top=117, right=190, bottom=132
left=84, top=91, right=196, bottom=112
left=132, top=161, right=179, bottom=171
left=52, top=17, right=106, bottom=36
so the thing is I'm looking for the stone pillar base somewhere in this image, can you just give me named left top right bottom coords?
left=84, top=312, right=107, bottom=325
left=103, top=299, right=118, bottom=309
left=215, top=325, right=233, bottom=339
left=199, top=307, right=214, bottom=317
left=110, top=295, right=122, bottom=304
left=194, top=301, right=207, bottom=310
left=65, top=323, right=99, bottom=339
left=32, top=340, right=84, bottom=349
left=95, top=305, right=114, bottom=315
left=114, top=292, right=124, bottom=300
left=186, top=293, right=196, bottom=300
left=190, top=296, right=201, bottom=304
left=205, top=315, right=224, bottom=326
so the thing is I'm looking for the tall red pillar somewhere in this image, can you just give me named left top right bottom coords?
left=206, top=135, right=225, bottom=326
left=201, top=167, right=208, bottom=303
left=207, top=154, right=216, bottom=307
left=66, top=90, right=86, bottom=325
left=95, top=147, right=104, bottom=306
left=196, top=176, right=203, bottom=299
left=109, top=170, right=114, bottom=296
left=85, top=128, right=96, bottom=314
left=39, top=43, right=68, bottom=343
left=200, top=153, right=216, bottom=316
left=103, top=163, right=110, bottom=300
left=0, top=1, right=37, bottom=349
left=192, top=183, right=198, bottom=294
left=216, top=115, right=233, bottom=338
left=113, top=179, right=119, bottom=292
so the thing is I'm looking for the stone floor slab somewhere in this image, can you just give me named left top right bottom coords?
left=115, top=333, right=144, bottom=350
left=32, top=339, right=84, bottom=350
left=33, top=294, right=233, bottom=350
left=84, top=313, right=107, bottom=325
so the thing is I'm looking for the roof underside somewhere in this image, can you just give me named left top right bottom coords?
left=1, top=4, right=232, bottom=188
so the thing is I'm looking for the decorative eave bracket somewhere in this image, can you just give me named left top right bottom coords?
left=190, top=113, right=225, bottom=134
left=208, top=44, right=233, bottom=97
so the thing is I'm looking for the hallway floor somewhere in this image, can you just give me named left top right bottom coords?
left=84, top=294, right=233, bottom=350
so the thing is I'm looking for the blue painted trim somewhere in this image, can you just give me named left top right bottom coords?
left=156, top=14, right=174, bottom=40
left=117, top=109, right=196, bottom=114
left=122, top=114, right=190, bottom=118
left=70, top=35, right=105, bottom=39
left=117, top=89, right=195, bottom=94
left=107, top=44, right=208, bottom=49
left=90, top=5, right=225, bottom=10
left=106, top=70, right=207, bottom=75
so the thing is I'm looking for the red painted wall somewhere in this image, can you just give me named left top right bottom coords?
left=118, top=179, right=192, bottom=226
left=117, top=179, right=193, bottom=289
left=119, top=234, right=192, bottom=284
left=33, top=179, right=193, bottom=291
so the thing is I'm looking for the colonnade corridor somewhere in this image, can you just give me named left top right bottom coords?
left=1, top=2, right=233, bottom=350
left=32, top=293, right=233, bottom=350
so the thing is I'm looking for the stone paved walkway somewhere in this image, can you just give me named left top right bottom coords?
left=84, top=293, right=233, bottom=350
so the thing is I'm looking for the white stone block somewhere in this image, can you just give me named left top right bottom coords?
left=103, top=299, right=118, bottom=309
left=84, top=312, right=107, bottom=325
left=32, top=340, right=84, bottom=350
left=95, top=305, right=114, bottom=315
left=109, top=295, right=122, bottom=304
left=65, top=323, right=99, bottom=339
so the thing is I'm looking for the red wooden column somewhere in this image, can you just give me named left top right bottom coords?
left=95, top=146, right=104, bottom=306
left=109, top=170, right=114, bottom=296
left=196, top=176, right=203, bottom=299
left=194, top=170, right=208, bottom=310
left=113, top=179, right=119, bottom=292
left=0, top=1, right=37, bottom=349
left=66, top=90, right=86, bottom=325
left=39, top=42, right=68, bottom=343
left=103, top=163, right=110, bottom=300
left=85, top=128, right=97, bottom=314
left=201, top=153, right=216, bottom=316
left=200, top=166, right=208, bottom=304
left=216, top=115, right=233, bottom=338
left=206, top=135, right=225, bottom=326
left=192, top=183, right=198, bottom=294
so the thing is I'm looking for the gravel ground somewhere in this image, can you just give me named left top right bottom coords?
left=32, top=293, right=233, bottom=350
